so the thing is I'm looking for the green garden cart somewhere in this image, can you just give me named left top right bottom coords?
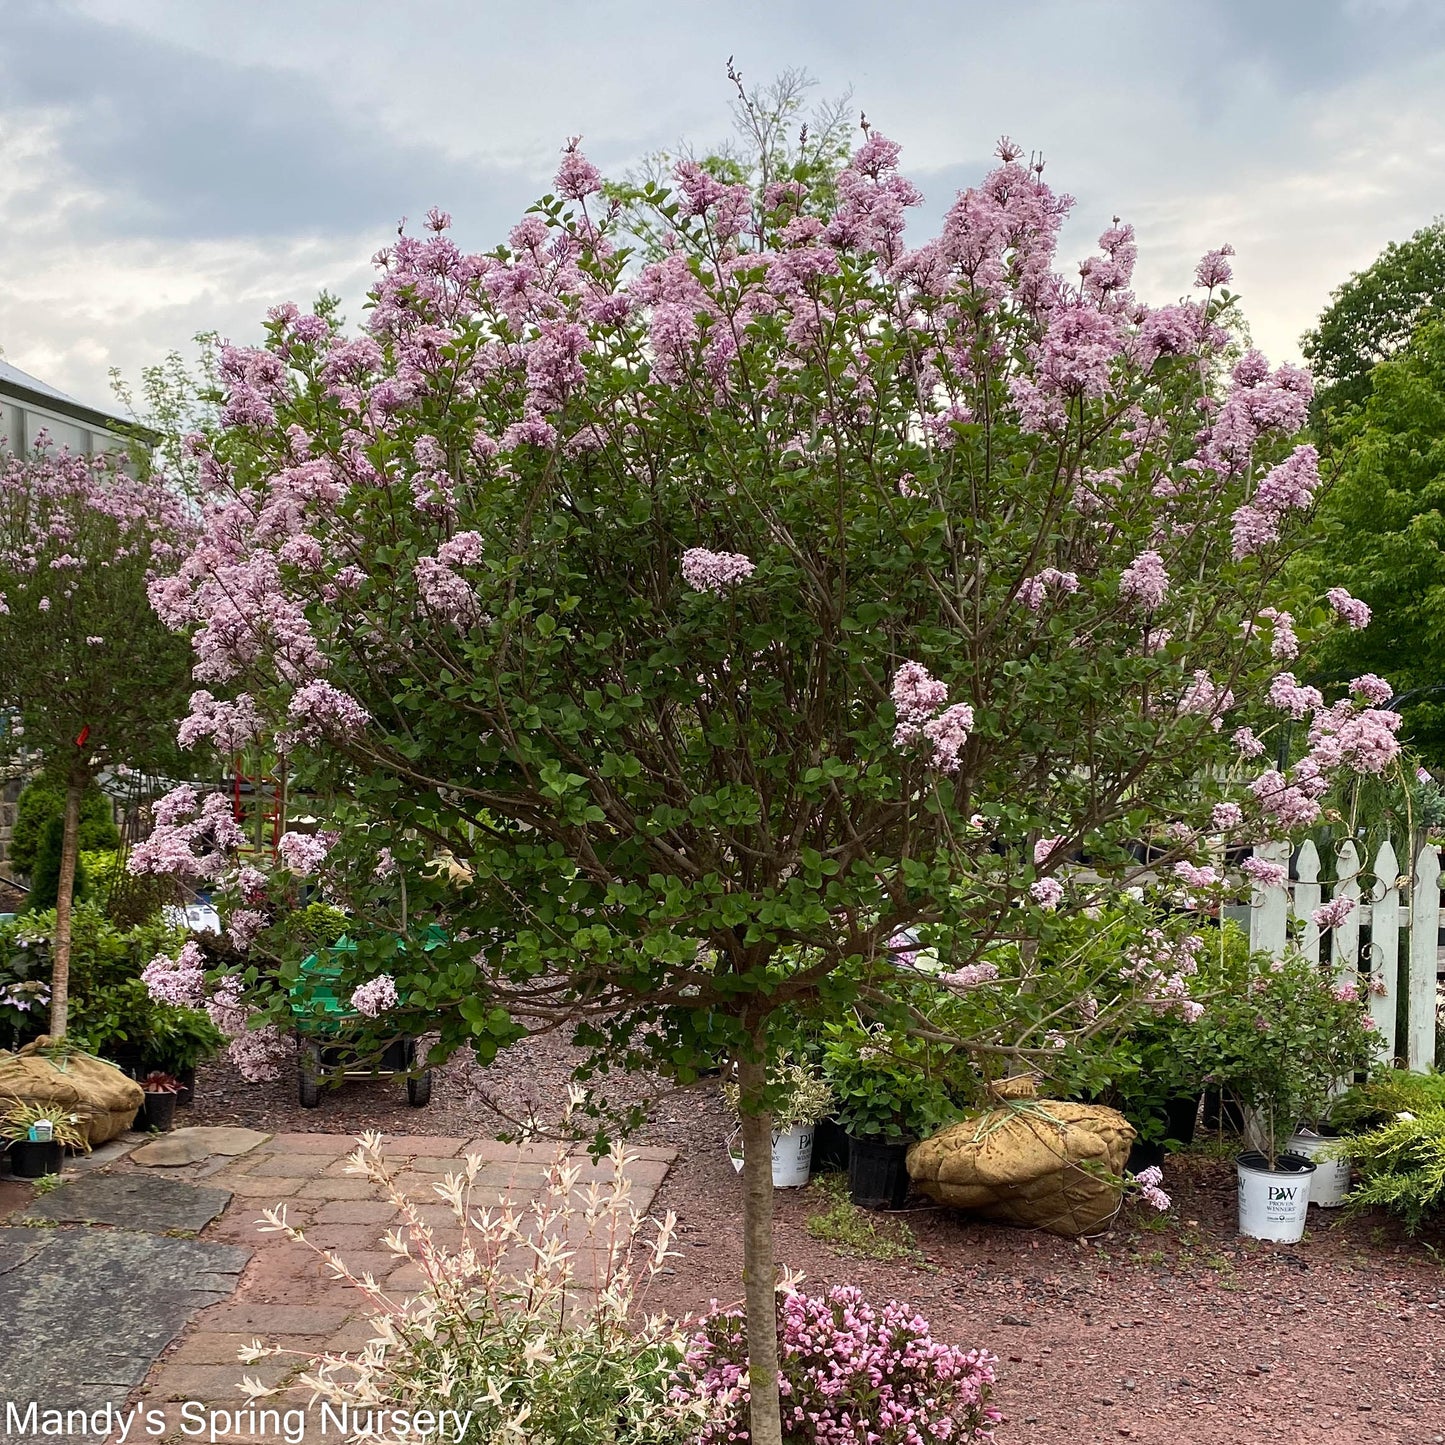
left=289, top=930, right=442, bottom=1109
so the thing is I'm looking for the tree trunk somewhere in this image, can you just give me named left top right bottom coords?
left=47, top=772, right=85, bottom=1039
left=737, top=1053, right=784, bottom=1445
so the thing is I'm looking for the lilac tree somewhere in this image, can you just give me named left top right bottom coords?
left=145, top=127, right=1395, bottom=1443
left=0, top=446, right=195, bottom=1036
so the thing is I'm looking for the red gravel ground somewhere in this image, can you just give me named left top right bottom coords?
left=182, top=1035, right=1445, bottom=1444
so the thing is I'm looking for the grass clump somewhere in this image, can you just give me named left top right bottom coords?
left=805, top=1173, right=920, bottom=1262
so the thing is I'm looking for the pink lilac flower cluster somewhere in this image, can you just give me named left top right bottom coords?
left=1118, top=549, right=1169, bottom=609
left=1267, top=672, right=1323, bottom=720
left=1307, top=700, right=1402, bottom=776
left=1250, top=607, right=1298, bottom=662
left=129, top=787, right=247, bottom=882
left=677, top=1284, right=1000, bottom=1444
left=1327, top=588, right=1372, bottom=630
left=1242, top=855, right=1288, bottom=890
left=1172, top=861, right=1220, bottom=891
left=0, top=446, right=195, bottom=585
left=1352, top=674, right=1393, bottom=706
left=225, top=1025, right=293, bottom=1084
left=276, top=830, right=336, bottom=877
left=1312, top=896, right=1356, bottom=931
left=1029, top=877, right=1064, bottom=910
left=227, top=909, right=269, bottom=950
left=140, top=943, right=288, bottom=1083
left=1132, top=1164, right=1171, bottom=1212
left=1017, top=567, right=1079, bottom=611
left=680, top=547, right=756, bottom=594
left=1232, top=726, right=1265, bottom=759
left=1211, top=802, right=1244, bottom=831
left=140, top=941, right=207, bottom=1008
left=350, top=973, right=399, bottom=1017
left=1122, top=930, right=1205, bottom=1022
left=1177, top=670, right=1234, bottom=730
left=283, top=678, right=371, bottom=745
left=1230, top=443, right=1320, bottom=559
left=939, top=962, right=1000, bottom=990
left=890, top=661, right=974, bottom=773
left=176, top=691, right=264, bottom=753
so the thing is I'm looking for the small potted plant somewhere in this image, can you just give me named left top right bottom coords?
left=140, top=1071, right=182, bottom=1132
left=822, top=1029, right=958, bottom=1210
left=1, top=1100, right=88, bottom=1178
left=723, top=1058, right=833, bottom=1187
left=144, top=1006, right=226, bottom=1106
left=1210, top=950, right=1380, bottom=1241
left=1105, top=1018, right=1213, bottom=1172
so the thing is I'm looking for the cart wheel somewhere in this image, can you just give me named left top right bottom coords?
left=403, top=1043, right=432, bottom=1107
left=298, top=1039, right=323, bottom=1109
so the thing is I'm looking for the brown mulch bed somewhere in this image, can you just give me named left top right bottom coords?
left=182, top=1033, right=1445, bottom=1444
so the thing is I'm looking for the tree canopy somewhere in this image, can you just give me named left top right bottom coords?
left=1303, top=218, right=1445, bottom=424
left=1293, top=320, right=1445, bottom=763
left=132, top=126, right=1396, bottom=1444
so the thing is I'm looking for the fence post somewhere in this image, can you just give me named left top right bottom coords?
left=1333, top=839, right=1361, bottom=988
left=1370, top=839, right=1400, bottom=1059
left=1296, top=839, right=1321, bottom=965
left=1249, top=840, right=1291, bottom=960
left=1408, top=844, right=1441, bottom=1073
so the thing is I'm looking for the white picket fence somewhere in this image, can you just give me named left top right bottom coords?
left=1247, top=838, right=1442, bottom=1071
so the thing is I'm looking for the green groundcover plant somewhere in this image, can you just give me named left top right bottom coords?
left=1333, top=1071, right=1445, bottom=1232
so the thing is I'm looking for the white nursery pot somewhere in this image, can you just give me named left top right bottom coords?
left=1237, top=1151, right=1316, bottom=1242
left=1286, top=1131, right=1350, bottom=1208
left=726, top=1123, right=815, bottom=1188
left=770, top=1122, right=815, bottom=1187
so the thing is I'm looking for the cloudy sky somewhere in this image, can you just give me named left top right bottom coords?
left=3, top=0, right=1444, bottom=412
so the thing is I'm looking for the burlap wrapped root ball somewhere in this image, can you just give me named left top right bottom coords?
left=907, top=1100, right=1135, bottom=1238
left=0, top=1040, right=143, bottom=1145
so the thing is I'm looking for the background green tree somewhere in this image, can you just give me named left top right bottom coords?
left=1294, top=320, right=1445, bottom=764
left=1303, top=217, right=1445, bottom=427
left=9, top=769, right=120, bottom=875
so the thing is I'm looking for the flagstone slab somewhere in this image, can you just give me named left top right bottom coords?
left=15, top=1172, right=232, bottom=1232
left=0, top=1228, right=248, bottom=1440
left=130, top=1127, right=271, bottom=1168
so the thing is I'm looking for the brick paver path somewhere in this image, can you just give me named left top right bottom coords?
left=127, top=1133, right=675, bottom=1441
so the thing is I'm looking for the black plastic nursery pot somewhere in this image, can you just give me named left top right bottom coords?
left=1202, top=1087, right=1246, bottom=1134
left=1165, top=1093, right=1201, bottom=1147
left=847, top=1134, right=911, bottom=1210
left=812, top=1117, right=850, bottom=1172
left=10, top=1139, right=64, bottom=1179
left=1125, top=1139, right=1166, bottom=1174
left=142, top=1092, right=178, bottom=1133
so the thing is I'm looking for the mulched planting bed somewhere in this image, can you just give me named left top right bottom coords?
left=182, top=1033, right=1445, bottom=1444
